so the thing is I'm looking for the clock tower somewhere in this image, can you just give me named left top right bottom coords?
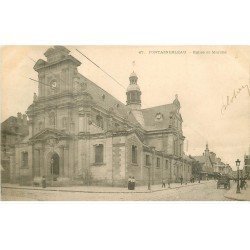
left=28, top=46, right=82, bottom=135
left=33, top=45, right=81, bottom=98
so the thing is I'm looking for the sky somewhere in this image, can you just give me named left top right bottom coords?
left=1, top=45, right=250, bottom=170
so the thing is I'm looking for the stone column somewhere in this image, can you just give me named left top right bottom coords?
left=64, top=147, right=69, bottom=177
left=150, top=147, right=155, bottom=185
left=59, top=146, right=64, bottom=177
left=28, top=120, right=33, bottom=137
left=34, top=149, right=40, bottom=177
left=40, top=147, right=44, bottom=177
left=79, top=115, right=84, bottom=132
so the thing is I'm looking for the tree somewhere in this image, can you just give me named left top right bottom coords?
left=191, top=160, right=202, bottom=177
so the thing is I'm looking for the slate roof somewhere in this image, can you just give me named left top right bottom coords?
left=79, top=74, right=180, bottom=131
left=141, top=104, right=178, bottom=131
left=79, top=75, right=141, bottom=126
left=1, top=116, right=18, bottom=134
left=193, top=155, right=206, bottom=164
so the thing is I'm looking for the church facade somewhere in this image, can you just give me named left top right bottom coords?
left=10, top=46, right=192, bottom=186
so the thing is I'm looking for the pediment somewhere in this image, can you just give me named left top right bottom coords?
left=29, top=128, right=69, bottom=142
left=128, top=129, right=145, bottom=143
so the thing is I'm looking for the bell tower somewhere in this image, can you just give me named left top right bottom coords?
left=126, top=71, right=141, bottom=110
left=126, top=71, right=144, bottom=126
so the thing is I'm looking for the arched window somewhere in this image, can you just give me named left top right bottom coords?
left=132, top=145, right=137, bottom=164
left=95, top=144, right=104, bottom=164
left=131, top=92, right=136, bottom=101
left=49, top=112, right=56, bottom=126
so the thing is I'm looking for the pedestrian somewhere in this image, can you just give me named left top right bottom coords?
left=131, top=176, right=136, bottom=190
left=128, top=176, right=132, bottom=190
left=180, top=176, right=183, bottom=185
left=168, top=178, right=171, bottom=188
left=241, top=178, right=246, bottom=190
left=240, top=178, right=243, bottom=189
left=42, top=175, right=46, bottom=188
left=162, top=179, right=166, bottom=188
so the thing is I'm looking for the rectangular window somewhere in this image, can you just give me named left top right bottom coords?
left=21, top=152, right=28, bottom=168
left=62, top=117, right=67, bottom=128
left=156, top=157, right=160, bottom=168
left=95, top=144, right=104, bottom=164
left=146, top=154, right=150, bottom=166
left=132, top=145, right=137, bottom=164
left=165, top=160, right=168, bottom=170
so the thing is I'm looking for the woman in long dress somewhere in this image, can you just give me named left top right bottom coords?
left=131, top=176, right=135, bottom=190
left=128, top=176, right=132, bottom=190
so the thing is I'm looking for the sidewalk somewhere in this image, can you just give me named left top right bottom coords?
left=1, top=181, right=206, bottom=194
left=224, top=181, right=250, bottom=201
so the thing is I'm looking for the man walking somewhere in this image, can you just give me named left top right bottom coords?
left=162, top=179, right=166, bottom=188
left=180, top=176, right=183, bottom=185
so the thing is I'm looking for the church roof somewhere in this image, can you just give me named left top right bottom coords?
left=78, top=75, right=141, bottom=126
left=193, top=155, right=206, bottom=164
left=141, top=104, right=178, bottom=131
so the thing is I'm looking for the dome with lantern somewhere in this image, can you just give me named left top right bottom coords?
left=126, top=71, right=142, bottom=108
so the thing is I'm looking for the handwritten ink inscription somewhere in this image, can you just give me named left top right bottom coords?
left=221, top=84, right=250, bottom=114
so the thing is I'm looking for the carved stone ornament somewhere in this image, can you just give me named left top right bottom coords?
left=46, top=137, right=59, bottom=147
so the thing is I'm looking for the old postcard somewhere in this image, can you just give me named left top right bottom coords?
left=1, top=45, right=250, bottom=201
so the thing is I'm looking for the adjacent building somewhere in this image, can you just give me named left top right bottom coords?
left=244, top=153, right=250, bottom=179
left=193, top=144, right=233, bottom=179
left=7, top=46, right=192, bottom=186
left=1, top=114, right=28, bottom=183
left=193, top=144, right=214, bottom=180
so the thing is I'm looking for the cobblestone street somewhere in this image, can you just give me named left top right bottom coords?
left=1, top=180, right=232, bottom=201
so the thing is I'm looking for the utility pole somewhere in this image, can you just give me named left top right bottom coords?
left=148, top=164, right=151, bottom=190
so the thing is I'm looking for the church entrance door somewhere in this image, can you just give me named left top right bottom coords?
left=50, top=153, right=60, bottom=177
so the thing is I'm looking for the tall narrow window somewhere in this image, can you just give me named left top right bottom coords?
left=146, top=154, right=150, bottom=166
left=132, top=145, right=137, bottom=164
left=156, top=157, right=160, bottom=168
left=95, top=144, right=104, bottom=164
left=96, top=115, right=103, bottom=129
left=21, top=152, right=28, bottom=168
left=62, top=117, right=67, bottom=128
left=165, top=160, right=169, bottom=170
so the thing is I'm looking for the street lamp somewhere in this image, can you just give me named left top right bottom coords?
left=236, top=159, right=241, bottom=194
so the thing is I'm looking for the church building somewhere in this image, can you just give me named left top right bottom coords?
left=10, top=46, right=192, bottom=186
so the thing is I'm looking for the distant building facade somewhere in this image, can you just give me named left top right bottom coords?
left=244, top=154, right=250, bottom=179
left=1, top=114, right=28, bottom=183
left=193, top=144, right=214, bottom=179
left=193, top=144, right=232, bottom=179
left=8, top=46, right=192, bottom=186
